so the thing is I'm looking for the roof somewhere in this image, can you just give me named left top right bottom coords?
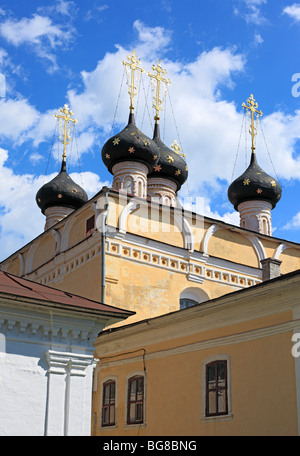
left=97, top=267, right=300, bottom=339
left=0, top=270, right=134, bottom=317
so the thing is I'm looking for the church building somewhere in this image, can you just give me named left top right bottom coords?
left=1, top=51, right=300, bottom=436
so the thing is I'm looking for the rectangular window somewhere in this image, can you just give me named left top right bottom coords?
left=127, top=376, right=144, bottom=425
left=86, top=215, right=95, bottom=236
left=102, top=380, right=115, bottom=426
left=206, top=361, right=228, bottom=417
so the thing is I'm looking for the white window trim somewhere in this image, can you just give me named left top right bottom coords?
left=201, top=354, right=233, bottom=421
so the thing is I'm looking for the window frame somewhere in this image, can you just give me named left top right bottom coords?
left=101, top=379, right=116, bottom=428
left=205, top=360, right=228, bottom=417
left=201, top=355, right=233, bottom=421
left=127, top=375, right=145, bottom=425
left=86, top=215, right=95, bottom=236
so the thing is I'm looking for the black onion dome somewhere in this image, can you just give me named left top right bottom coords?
left=228, top=152, right=282, bottom=210
left=148, top=123, right=188, bottom=191
left=101, top=112, right=160, bottom=174
left=36, top=161, right=88, bottom=214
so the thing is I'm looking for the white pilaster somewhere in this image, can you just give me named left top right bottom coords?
left=45, top=350, right=94, bottom=436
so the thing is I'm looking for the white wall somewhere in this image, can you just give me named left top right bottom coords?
left=0, top=301, right=109, bottom=436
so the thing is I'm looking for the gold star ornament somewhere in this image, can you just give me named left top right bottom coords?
left=113, top=138, right=120, bottom=145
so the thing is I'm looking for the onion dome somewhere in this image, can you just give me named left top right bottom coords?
left=228, top=151, right=282, bottom=210
left=148, top=123, right=188, bottom=191
left=101, top=112, right=160, bottom=174
left=36, top=160, right=88, bottom=214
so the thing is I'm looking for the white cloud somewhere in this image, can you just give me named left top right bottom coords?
left=254, top=33, right=264, bottom=44
left=0, top=13, right=75, bottom=72
left=66, top=22, right=246, bottom=197
left=0, top=147, right=109, bottom=261
left=283, top=3, right=300, bottom=21
left=234, top=0, right=268, bottom=25
left=0, top=98, right=39, bottom=140
left=29, top=152, right=43, bottom=164
left=283, top=211, right=300, bottom=230
left=5, top=19, right=300, bottom=259
left=0, top=14, right=64, bottom=47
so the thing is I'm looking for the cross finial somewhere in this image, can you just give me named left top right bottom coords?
left=242, top=94, right=262, bottom=153
left=147, top=59, right=171, bottom=122
left=122, top=50, right=145, bottom=113
left=171, top=139, right=186, bottom=158
left=54, top=104, right=78, bottom=163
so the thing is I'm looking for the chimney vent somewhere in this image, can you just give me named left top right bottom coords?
left=260, top=258, right=282, bottom=281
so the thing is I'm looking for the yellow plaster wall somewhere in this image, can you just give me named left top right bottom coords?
left=47, top=254, right=103, bottom=301
left=4, top=255, right=20, bottom=275
left=208, top=229, right=259, bottom=267
left=104, top=253, right=242, bottom=325
left=126, top=208, right=185, bottom=249
left=31, top=236, right=56, bottom=272
left=93, top=311, right=297, bottom=436
left=280, top=248, right=300, bottom=274
left=68, top=210, right=95, bottom=250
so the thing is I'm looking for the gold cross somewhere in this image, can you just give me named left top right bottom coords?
left=122, top=50, right=144, bottom=113
left=147, top=59, right=170, bottom=122
left=171, top=139, right=186, bottom=158
left=242, top=94, right=262, bottom=153
left=55, top=104, right=77, bottom=163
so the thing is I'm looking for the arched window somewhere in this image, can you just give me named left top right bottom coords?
left=123, top=176, right=134, bottom=194
left=138, top=180, right=143, bottom=197
left=179, top=287, right=209, bottom=310
left=127, top=375, right=144, bottom=425
left=101, top=380, right=116, bottom=427
left=180, top=298, right=198, bottom=310
left=114, top=178, right=121, bottom=190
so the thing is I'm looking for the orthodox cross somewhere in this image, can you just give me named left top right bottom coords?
left=122, top=50, right=144, bottom=114
left=171, top=139, right=186, bottom=158
left=242, top=94, right=262, bottom=153
left=55, top=104, right=78, bottom=163
left=147, top=59, right=170, bottom=122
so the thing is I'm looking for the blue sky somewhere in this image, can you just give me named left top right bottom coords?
left=1, top=0, right=300, bottom=260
